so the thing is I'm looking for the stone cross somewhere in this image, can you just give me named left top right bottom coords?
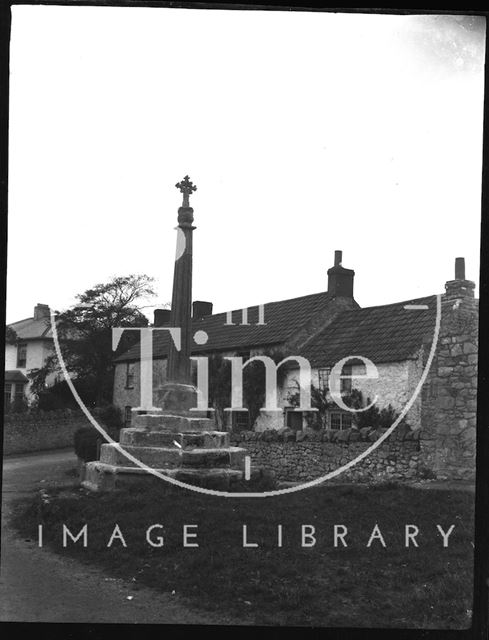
left=176, top=175, right=197, bottom=208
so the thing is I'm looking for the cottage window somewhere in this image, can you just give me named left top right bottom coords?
left=4, top=383, right=12, bottom=407
left=330, top=411, right=352, bottom=430
left=14, top=383, right=25, bottom=403
left=318, top=367, right=331, bottom=392
left=125, top=362, right=135, bottom=389
left=124, top=406, right=132, bottom=427
left=17, top=342, right=27, bottom=368
left=340, top=364, right=353, bottom=394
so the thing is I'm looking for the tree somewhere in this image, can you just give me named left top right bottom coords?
left=5, top=326, right=18, bottom=345
left=287, top=381, right=337, bottom=429
left=205, top=349, right=288, bottom=431
left=29, top=274, right=156, bottom=407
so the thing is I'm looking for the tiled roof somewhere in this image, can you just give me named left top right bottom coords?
left=115, top=290, right=335, bottom=363
left=299, top=295, right=439, bottom=367
left=4, top=370, right=29, bottom=383
left=8, top=317, right=52, bottom=340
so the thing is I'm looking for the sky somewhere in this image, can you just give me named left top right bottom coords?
left=6, top=7, right=486, bottom=324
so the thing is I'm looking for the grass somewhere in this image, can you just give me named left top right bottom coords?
left=10, top=478, right=475, bottom=628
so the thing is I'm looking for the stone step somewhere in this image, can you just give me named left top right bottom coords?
left=99, top=443, right=246, bottom=470
left=120, top=428, right=230, bottom=449
left=82, top=461, right=244, bottom=492
left=181, top=447, right=246, bottom=470
left=99, top=443, right=182, bottom=468
left=133, top=413, right=213, bottom=432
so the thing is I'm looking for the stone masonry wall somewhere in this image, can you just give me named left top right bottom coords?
left=419, top=293, right=478, bottom=480
left=231, top=427, right=425, bottom=483
left=3, top=409, right=91, bottom=455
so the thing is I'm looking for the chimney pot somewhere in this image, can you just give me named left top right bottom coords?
left=154, top=309, right=171, bottom=327
left=327, top=250, right=354, bottom=298
left=193, top=301, right=213, bottom=319
left=455, top=257, right=465, bottom=280
left=34, top=303, right=50, bottom=320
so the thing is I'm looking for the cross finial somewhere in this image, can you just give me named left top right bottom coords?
left=176, top=175, right=197, bottom=207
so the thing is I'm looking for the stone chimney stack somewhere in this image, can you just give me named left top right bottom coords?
left=327, top=250, right=355, bottom=298
left=34, top=303, right=50, bottom=320
left=153, top=309, right=171, bottom=327
left=192, top=301, right=213, bottom=319
left=444, top=257, right=475, bottom=300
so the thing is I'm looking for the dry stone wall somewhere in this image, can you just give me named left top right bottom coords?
left=231, top=427, right=426, bottom=483
left=3, top=409, right=90, bottom=455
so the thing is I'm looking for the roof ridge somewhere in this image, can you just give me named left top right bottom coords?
left=203, top=290, right=331, bottom=319
left=338, top=293, right=439, bottom=314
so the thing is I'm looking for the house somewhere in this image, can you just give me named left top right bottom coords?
left=4, top=303, right=56, bottom=406
left=113, top=252, right=478, bottom=442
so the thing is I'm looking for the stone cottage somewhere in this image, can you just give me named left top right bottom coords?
left=113, top=251, right=478, bottom=480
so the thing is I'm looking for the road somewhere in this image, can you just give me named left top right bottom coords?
left=0, top=448, right=246, bottom=625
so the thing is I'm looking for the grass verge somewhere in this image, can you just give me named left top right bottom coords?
left=10, top=479, right=474, bottom=628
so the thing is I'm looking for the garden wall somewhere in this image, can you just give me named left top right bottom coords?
left=230, top=427, right=426, bottom=483
left=2, top=410, right=90, bottom=455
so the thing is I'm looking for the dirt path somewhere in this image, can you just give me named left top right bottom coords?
left=1, top=449, right=249, bottom=625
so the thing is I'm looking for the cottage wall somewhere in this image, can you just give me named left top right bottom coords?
left=281, top=357, right=422, bottom=431
left=113, top=359, right=168, bottom=414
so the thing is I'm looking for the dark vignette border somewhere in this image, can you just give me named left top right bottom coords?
left=0, top=3, right=487, bottom=640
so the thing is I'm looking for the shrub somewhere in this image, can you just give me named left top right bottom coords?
left=96, top=404, right=123, bottom=435
left=74, top=426, right=102, bottom=462
left=4, top=397, right=29, bottom=414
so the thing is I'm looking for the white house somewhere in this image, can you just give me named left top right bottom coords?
left=4, top=303, right=56, bottom=406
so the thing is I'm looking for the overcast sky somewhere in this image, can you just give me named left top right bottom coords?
left=6, top=7, right=486, bottom=324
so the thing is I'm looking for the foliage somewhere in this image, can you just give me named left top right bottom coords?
left=287, top=381, right=336, bottom=429
left=29, top=274, right=155, bottom=406
left=29, top=377, right=98, bottom=411
left=287, top=385, right=409, bottom=431
left=204, top=349, right=288, bottom=431
left=347, top=389, right=409, bottom=430
left=5, top=326, right=18, bottom=345
left=3, top=396, right=29, bottom=414
left=241, top=348, right=288, bottom=429
left=95, top=404, right=123, bottom=434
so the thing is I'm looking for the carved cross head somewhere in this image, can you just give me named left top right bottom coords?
left=175, top=175, right=197, bottom=206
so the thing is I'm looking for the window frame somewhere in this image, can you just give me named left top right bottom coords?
left=17, top=342, right=27, bottom=368
left=125, top=362, right=135, bottom=389
left=4, top=383, right=12, bottom=407
left=318, top=367, right=331, bottom=392
left=329, top=411, right=353, bottom=430
left=340, top=364, right=353, bottom=394
left=14, top=383, right=25, bottom=403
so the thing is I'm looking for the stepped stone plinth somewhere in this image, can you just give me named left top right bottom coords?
left=81, top=391, right=249, bottom=492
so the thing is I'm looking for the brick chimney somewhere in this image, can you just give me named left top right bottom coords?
left=444, top=257, right=475, bottom=300
left=192, top=301, right=213, bottom=319
left=154, top=309, right=171, bottom=327
left=327, top=250, right=355, bottom=298
left=34, top=303, right=50, bottom=320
